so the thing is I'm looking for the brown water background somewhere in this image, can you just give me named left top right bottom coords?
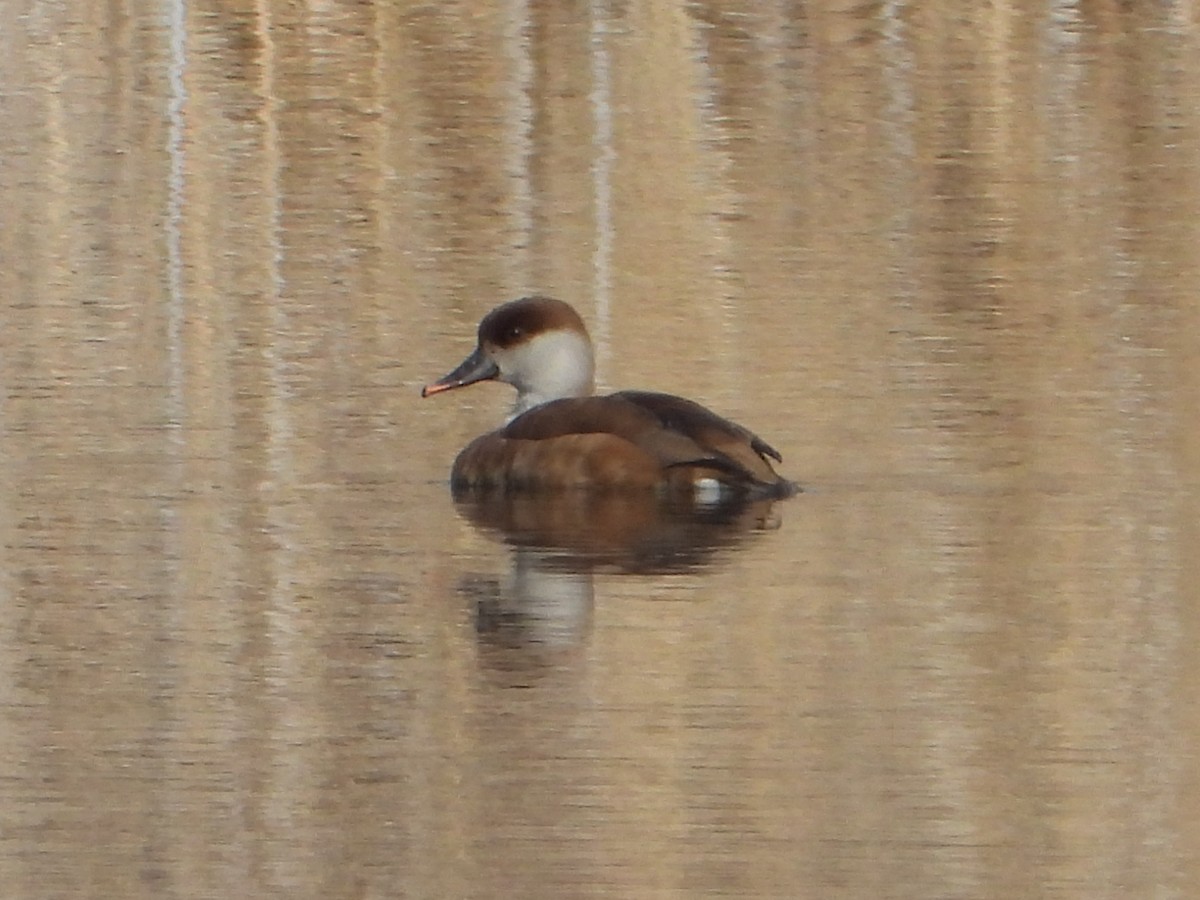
left=1, top=2, right=1198, bottom=897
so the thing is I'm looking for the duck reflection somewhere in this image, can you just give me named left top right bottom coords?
left=461, top=555, right=594, bottom=652
left=455, top=488, right=786, bottom=655
left=456, top=488, right=783, bottom=573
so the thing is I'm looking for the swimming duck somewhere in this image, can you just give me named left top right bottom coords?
left=422, top=296, right=795, bottom=498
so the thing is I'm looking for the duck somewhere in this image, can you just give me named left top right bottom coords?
left=422, top=296, right=796, bottom=498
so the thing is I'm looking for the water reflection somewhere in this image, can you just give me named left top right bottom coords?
left=456, top=488, right=783, bottom=573
left=2, top=1, right=1199, bottom=898
left=455, top=489, right=786, bottom=653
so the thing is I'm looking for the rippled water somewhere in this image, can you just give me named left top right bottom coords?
left=1, top=2, right=1198, bottom=898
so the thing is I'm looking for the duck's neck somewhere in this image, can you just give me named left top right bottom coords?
left=509, top=390, right=556, bottom=420
left=508, top=378, right=594, bottom=420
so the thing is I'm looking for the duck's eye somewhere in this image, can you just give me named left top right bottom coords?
left=505, top=325, right=523, bottom=341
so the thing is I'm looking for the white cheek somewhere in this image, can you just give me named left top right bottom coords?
left=489, top=347, right=523, bottom=386
left=490, top=331, right=594, bottom=412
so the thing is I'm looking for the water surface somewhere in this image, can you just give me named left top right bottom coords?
left=1, top=2, right=1197, bottom=898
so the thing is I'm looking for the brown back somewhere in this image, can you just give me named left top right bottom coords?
left=500, top=392, right=787, bottom=488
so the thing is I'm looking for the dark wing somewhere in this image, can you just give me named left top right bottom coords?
left=502, top=396, right=720, bottom=469
left=613, top=390, right=784, bottom=483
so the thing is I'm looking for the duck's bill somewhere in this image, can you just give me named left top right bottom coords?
left=421, top=346, right=500, bottom=397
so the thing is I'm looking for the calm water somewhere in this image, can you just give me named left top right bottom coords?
left=1, top=2, right=1198, bottom=898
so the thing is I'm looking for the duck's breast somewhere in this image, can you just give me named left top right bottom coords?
left=451, top=429, right=664, bottom=490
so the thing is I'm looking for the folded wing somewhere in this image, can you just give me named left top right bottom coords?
left=497, top=392, right=786, bottom=489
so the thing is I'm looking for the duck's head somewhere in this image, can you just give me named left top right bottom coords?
left=422, top=296, right=596, bottom=417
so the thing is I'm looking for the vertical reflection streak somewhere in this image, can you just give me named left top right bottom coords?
left=881, top=0, right=916, bottom=164
left=165, top=0, right=187, bottom=443
left=880, top=0, right=920, bottom=320
left=1041, top=0, right=1084, bottom=166
left=686, top=16, right=739, bottom=386
left=252, top=1, right=297, bottom=643
left=589, top=0, right=614, bottom=377
left=253, top=1, right=305, bottom=879
left=163, top=0, right=188, bottom=610
left=505, top=0, right=533, bottom=290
